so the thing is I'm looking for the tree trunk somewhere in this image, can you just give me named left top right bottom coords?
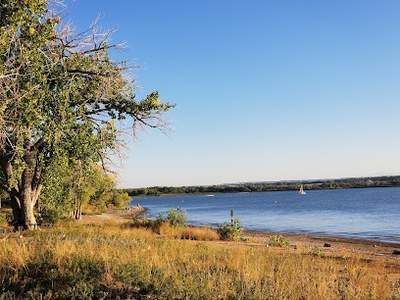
left=8, top=146, right=41, bottom=230
left=72, top=160, right=83, bottom=220
left=1, top=135, right=44, bottom=230
left=22, top=191, right=37, bottom=230
left=9, top=187, right=39, bottom=230
left=75, top=207, right=81, bottom=220
left=9, top=190, right=23, bottom=228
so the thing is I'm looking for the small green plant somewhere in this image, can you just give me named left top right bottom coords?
left=131, top=209, right=187, bottom=233
left=310, top=246, right=323, bottom=257
left=218, top=218, right=243, bottom=241
left=269, top=234, right=290, bottom=248
left=132, top=213, right=159, bottom=231
left=0, top=211, right=12, bottom=226
left=157, top=212, right=166, bottom=223
left=166, top=208, right=187, bottom=227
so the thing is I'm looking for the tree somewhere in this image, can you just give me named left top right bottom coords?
left=39, top=158, right=131, bottom=223
left=37, top=155, right=74, bottom=223
left=0, top=0, right=174, bottom=229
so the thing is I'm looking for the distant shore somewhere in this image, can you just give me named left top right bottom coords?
left=123, top=175, right=400, bottom=197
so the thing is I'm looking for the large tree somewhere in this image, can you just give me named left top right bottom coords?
left=0, top=0, right=173, bottom=229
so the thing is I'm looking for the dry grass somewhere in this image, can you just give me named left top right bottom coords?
left=159, top=223, right=219, bottom=241
left=0, top=221, right=399, bottom=299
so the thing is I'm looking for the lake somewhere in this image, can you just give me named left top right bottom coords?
left=131, top=187, right=400, bottom=243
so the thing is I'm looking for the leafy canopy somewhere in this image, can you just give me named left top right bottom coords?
left=0, top=0, right=174, bottom=192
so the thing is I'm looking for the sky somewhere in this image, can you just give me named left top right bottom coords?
left=66, top=1, right=400, bottom=188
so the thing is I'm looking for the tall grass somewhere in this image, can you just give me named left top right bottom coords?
left=0, top=221, right=398, bottom=299
left=159, top=223, right=219, bottom=241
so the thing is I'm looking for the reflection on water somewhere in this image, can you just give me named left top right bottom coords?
left=132, top=187, right=400, bottom=243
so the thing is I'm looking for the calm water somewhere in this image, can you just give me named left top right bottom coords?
left=131, top=187, right=400, bottom=243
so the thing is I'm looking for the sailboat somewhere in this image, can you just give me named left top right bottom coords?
left=299, top=184, right=306, bottom=195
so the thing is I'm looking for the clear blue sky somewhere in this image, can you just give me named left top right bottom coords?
left=66, top=1, right=400, bottom=188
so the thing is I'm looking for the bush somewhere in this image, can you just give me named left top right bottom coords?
left=0, top=211, right=12, bottom=226
left=110, top=191, right=131, bottom=208
left=131, top=214, right=163, bottom=233
left=269, top=234, right=290, bottom=248
left=131, top=208, right=187, bottom=233
left=0, top=209, right=14, bottom=226
left=39, top=207, right=67, bottom=224
left=166, top=208, right=187, bottom=227
left=157, top=212, right=166, bottom=223
left=217, top=218, right=243, bottom=241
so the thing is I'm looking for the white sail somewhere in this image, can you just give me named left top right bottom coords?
left=299, top=184, right=306, bottom=195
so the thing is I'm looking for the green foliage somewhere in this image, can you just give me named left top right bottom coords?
left=131, top=214, right=163, bottom=233
left=85, top=168, right=131, bottom=212
left=157, top=212, right=166, bottom=223
left=79, top=166, right=131, bottom=215
left=0, top=211, right=12, bottom=226
left=166, top=208, right=187, bottom=227
left=39, top=159, right=132, bottom=223
left=110, top=191, right=131, bottom=208
left=155, top=208, right=188, bottom=227
left=0, top=0, right=174, bottom=227
left=131, top=208, right=187, bottom=233
left=38, top=157, right=74, bottom=223
left=0, top=190, right=9, bottom=209
left=218, top=218, right=243, bottom=241
left=269, top=234, right=290, bottom=248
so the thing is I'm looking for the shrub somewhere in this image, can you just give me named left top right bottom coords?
left=166, top=208, right=187, bottom=227
left=131, top=214, right=163, bottom=233
left=217, top=218, right=243, bottom=241
left=39, top=207, right=68, bottom=224
left=269, top=234, right=290, bottom=248
left=310, top=246, right=323, bottom=257
left=157, top=212, right=166, bottom=223
left=110, top=191, right=131, bottom=208
left=0, top=210, right=13, bottom=226
left=131, top=208, right=187, bottom=233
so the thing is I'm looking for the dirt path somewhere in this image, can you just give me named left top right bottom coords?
left=80, top=207, right=145, bottom=223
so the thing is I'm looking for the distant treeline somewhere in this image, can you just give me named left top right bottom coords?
left=123, top=176, right=400, bottom=197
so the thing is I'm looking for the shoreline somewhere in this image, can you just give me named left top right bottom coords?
left=243, top=229, right=400, bottom=254
left=245, top=228, right=400, bottom=247
left=188, top=223, right=400, bottom=245
left=126, top=207, right=400, bottom=257
left=80, top=208, right=400, bottom=265
left=243, top=228, right=400, bottom=246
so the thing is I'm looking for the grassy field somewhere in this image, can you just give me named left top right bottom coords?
left=0, top=220, right=399, bottom=299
